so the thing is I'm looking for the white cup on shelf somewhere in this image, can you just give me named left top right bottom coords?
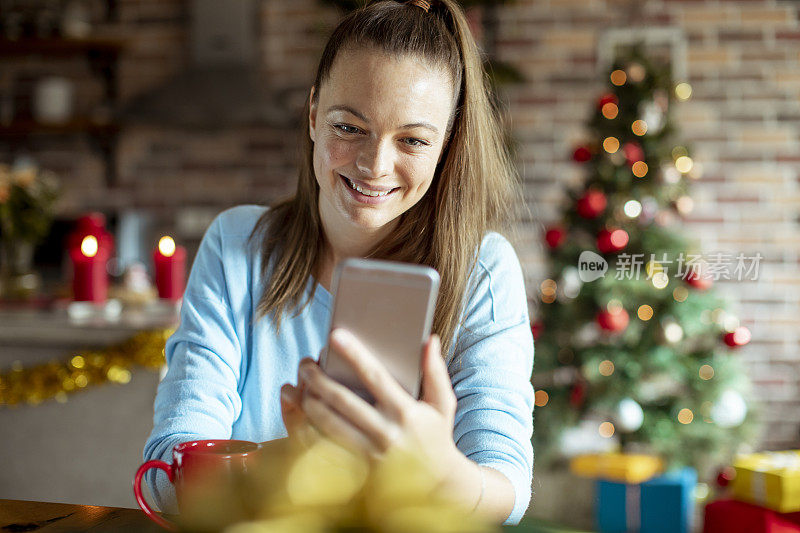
left=33, top=76, right=75, bottom=124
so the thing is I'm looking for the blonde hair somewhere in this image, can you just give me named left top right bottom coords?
left=249, top=0, right=524, bottom=359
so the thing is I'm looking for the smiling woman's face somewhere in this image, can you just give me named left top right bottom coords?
left=309, top=46, right=454, bottom=239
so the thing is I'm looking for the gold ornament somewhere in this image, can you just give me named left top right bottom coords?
left=0, top=329, right=173, bottom=407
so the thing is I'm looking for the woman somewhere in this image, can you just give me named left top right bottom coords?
left=143, top=0, right=534, bottom=525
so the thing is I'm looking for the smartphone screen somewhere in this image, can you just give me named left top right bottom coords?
left=320, top=258, right=440, bottom=404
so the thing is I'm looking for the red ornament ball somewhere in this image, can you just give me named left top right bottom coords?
left=545, top=226, right=566, bottom=248
left=623, top=142, right=645, bottom=166
left=596, top=308, right=630, bottom=332
left=724, top=326, right=752, bottom=347
left=577, top=190, right=607, bottom=219
left=716, top=466, right=736, bottom=487
left=597, top=228, right=629, bottom=253
left=684, top=268, right=713, bottom=290
left=531, top=320, right=544, bottom=341
left=597, top=93, right=618, bottom=109
left=573, top=145, right=592, bottom=163
left=569, top=381, right=587, bottom=408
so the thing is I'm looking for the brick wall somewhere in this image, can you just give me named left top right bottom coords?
left=3, top=0, right=798, bottom=449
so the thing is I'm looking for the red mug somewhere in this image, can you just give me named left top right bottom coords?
left=133, top=439, right=263, bottom=531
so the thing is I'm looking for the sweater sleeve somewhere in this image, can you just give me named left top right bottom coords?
left=449, top=233, right=535, bottom=525
left=142, top=212, right=244, bottom=514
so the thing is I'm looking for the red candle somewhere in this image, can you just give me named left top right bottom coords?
left=69, top=235, right=109, bottom=302
left=153, top=236, right=186, bottom=300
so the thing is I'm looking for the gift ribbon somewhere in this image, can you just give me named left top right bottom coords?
left=626, top=483, right=641, bottom=532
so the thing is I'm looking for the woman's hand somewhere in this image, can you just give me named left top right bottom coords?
left=288, top=328, right=464, bottom=484
left=280, top=328, right=515, bottom=520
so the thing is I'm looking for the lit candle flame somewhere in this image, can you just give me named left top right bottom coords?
left=81, top=236, right=98, bottom=258
left=159, top=236, right=176, bottom=257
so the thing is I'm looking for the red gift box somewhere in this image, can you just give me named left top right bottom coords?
left=705, top=499, right=800, bottom=533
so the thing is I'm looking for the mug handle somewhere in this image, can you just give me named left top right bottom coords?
left=133, top=460, right=178, bottom=531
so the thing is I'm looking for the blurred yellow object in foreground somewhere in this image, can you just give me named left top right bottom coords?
left=175, top=436, right=496, bottom=533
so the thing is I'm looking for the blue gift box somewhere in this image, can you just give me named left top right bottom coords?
left=595, top=467, right=696, bottom=533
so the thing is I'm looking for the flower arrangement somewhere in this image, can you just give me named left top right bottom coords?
left=0, top=160, right=60, bottom=244
left=0, top=159, right=60, bottom=298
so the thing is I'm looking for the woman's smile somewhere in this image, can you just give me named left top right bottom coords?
left=339, top=174, right=400, bottom=205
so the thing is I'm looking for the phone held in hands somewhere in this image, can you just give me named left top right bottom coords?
left=319, top=258, right=440, bottom=404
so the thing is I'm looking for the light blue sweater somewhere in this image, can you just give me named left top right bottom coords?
left=143, top=205, right=534, bottom=524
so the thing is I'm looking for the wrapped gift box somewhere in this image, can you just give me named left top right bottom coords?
left=596, top=467, right=696, bottom=533
left=704, top=499, right=800, bottom=533
left=570, top=453, right=664, bottom=484
left=732, top=450, right=800, bottom=513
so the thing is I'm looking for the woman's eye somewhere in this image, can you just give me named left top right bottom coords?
left=403, top=138, right=429, bottom=147
left=334, top=124, right=360, bottom=134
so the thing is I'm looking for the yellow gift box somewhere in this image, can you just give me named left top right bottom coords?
left=731, top=450, right=800, bottom=513
left=569, top=453, right=664, bottom=484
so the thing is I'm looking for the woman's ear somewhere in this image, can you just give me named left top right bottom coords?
left=308, top=86, right=317, bottom=143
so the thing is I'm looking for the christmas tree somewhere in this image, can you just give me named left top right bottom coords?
left=532, top=47, right=759, bottom=475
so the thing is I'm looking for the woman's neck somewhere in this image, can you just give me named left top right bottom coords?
left=316, top=207, right=399, bottom=290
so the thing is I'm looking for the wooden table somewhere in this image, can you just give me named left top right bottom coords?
left=0, top=499, right=168, bottom=532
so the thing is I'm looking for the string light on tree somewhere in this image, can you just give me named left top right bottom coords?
left=623, top=200, right=642, bottom=218
left=637, top=304, right=654, bottom=321
left=673, top=286, right=689, bottom=302
left=675, top=155, right=694, bottom=174
left=631, top=120, right=648, bottom=136
left=675, top=82, right=693, bottom=101
left=678, top=408, right=694, bottom=424
left=598, top=421, right=616, bottom=438
left=632, top=161, right=649, bottom=178
left=602, top=103, right=619, bottom=120
left=599, top=360, right=615, bottom=376
left=627, top=62, right=646, bottom=83
left=699, top=364, right=715, bottom=380
left=535, top=390, right=549, bottom=407
left=603, top=137, right=620, bottom=153
left=610, top=69, right=627, bottom=86
left=540, top=279, right=557, bottom=304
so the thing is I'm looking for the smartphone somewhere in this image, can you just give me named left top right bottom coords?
left=319, top=258, right=440, bottom=404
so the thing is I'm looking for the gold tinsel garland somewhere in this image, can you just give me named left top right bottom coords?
left=0, top=328, right=173, bottom=407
